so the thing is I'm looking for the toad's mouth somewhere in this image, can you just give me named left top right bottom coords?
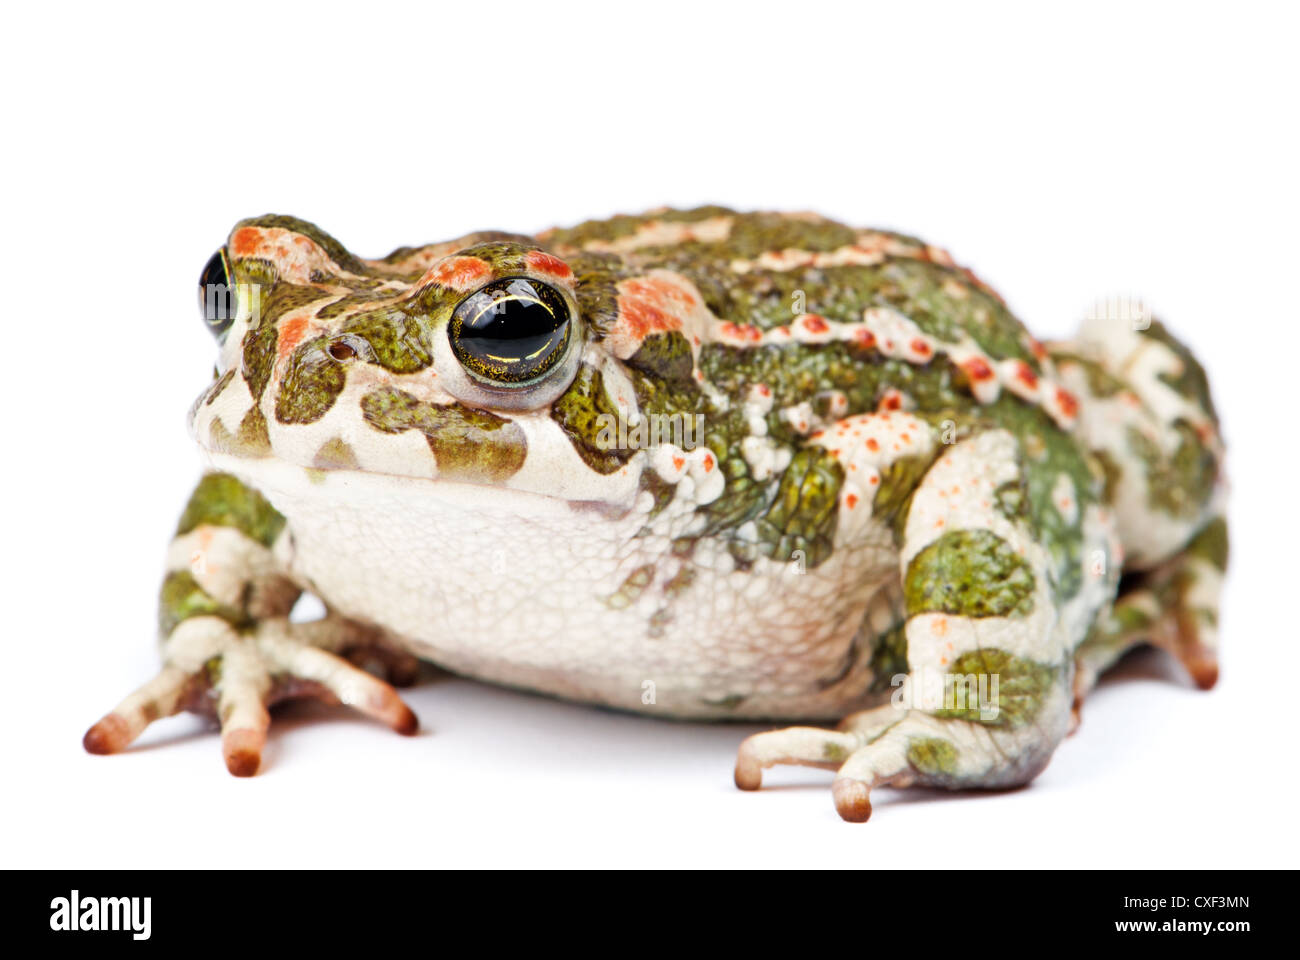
left=190, top=380, right=647, bottom=510
left=199, top=445, right=644, bottom=528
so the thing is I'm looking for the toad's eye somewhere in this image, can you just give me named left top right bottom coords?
left=198, top=247, right=236, bottom=342
left=449, top=277, right=572, bottom=385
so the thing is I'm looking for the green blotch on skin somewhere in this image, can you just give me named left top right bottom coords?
left=550, top=364, right=634, bottom=474
left=993, top=478, right=1027, bottom=522
left=1143, top=320, right=1219, bottom=425
left=871, top=258, right=1038, bottom=370
left=905, top=529, right=1036, bottom=618
left=313, top=437, right=359, bottom=471
left=869, top=621, right=910, bottom=692
left=204, top=369, right=235, bottom=406
left=210, top=408, right=271, bottom=458
left=176, top=472, right=286, bottom=548
left=257, top=282, right=333, bottom=326
left=1097, top=596, right=1158, bottom=642
left=275, top=338, right=347, bottom=425
left=241, top=318, right=278, bottom=400
left=158, top=570, right=244, bottom=637
left=754, top=446, right=844, bottom=569
left=1127, top=421, right=1217, bottom=519
left=934, top=648, right=1057, bottom=729
left=605, top=564, right=655, bottom=609
left=822, top=741, right=849, bottom=763
left=723, top=211, right=859, bottom=258
left=1051, top=351, right=1127, bottom=397
left=315, top=290, right=396, bottom=320
left=237, top=406, right=271, bottom=455
left=231, top=257, right=276, bottom=291
left=1093, top=449, right=1123, bottom=504
left=1186, top=515, right=1229, bottom=571
left=873, top=450, right=940, bottom=543
left=564, top=252, right=626, bottom=338
left=906, top=737, right=958, bottom=776
left=626, top=331, right=695, bottom=386
left=339, top=306, right=433, bottom=373
left=978, top=399, right=1096, bottom=601
left=360, top=386, right=527, bottom=482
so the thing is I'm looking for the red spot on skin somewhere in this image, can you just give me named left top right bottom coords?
left=853, top=328, right=877, bottom=350
left=1015, top=363, right=1039, bottom=390
left=868, top=475, right=879, bottom=485
left=703, top=454, right=715, bottom=472
left=719, top=321, right=762, bottom=343
left=231, top=227, right=263, bottom=256
left=278, top=314, right=310, bottom=361
left=964, top=357, right=995, bottom=381
left=616, top=276, right=700, bottom=345
left=293, top=235, right=313, bottom=248
left=1028, top=337, right=1048, bottom=361
left=672, top=456, right=685, bottom=471
left=426, top=256, right=492, bottom=291
left=525, top=249, right=573, bottom=281
left=802, top=314, right=829, bottom=334
left=758, top=384, right=770, bottom=397
left=910, top=338, right=932, bottom=358
left=1055, top=388, right=1079, bottom=419
left=901, top=433, right=911, bottom=442
left=882, top=393, right=902, bottom=411
left=845, top=493, right=859, bottom=509
left=624, top=276, right=698, bottom=310
left=811, top=430, right=824, bottom=439
left=622, top=299, right=673, bottom=339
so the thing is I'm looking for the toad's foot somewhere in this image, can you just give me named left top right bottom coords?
left=736, top=698, right=1061, bottom=822
left=84, top=615, right=419, bottom=776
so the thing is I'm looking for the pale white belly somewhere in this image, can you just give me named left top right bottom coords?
left=213, top=454, right=899, bottom=720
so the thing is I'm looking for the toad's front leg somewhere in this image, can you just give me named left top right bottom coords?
left=737, top=430, right=1087, bottom=821
left=83, top=473, right=419, bottom=775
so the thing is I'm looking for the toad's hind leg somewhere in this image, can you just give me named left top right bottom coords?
left=1074, top=512, right=1228, bottom=705
left=739, top=430, right=1091, bottom=821
left=1053, top=312, right=1228, bottom=703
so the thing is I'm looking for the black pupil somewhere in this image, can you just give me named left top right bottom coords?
left=198, top=247, right=236, bottom=342
left=451, top=278, right=570, bottom=383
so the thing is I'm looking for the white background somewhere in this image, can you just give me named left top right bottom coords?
left=2, top=1, right=1297, bottom=868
